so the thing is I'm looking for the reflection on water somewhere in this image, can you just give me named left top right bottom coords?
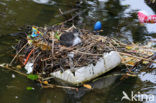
left=0, top=0, right=73, bottom=35
left=32, top=0, right=56, bottom=5
left=139, top=72, right=156, bottom=84
left=0, top=0, right=156, bottom=103
left=121, top=0, right=156, bottom=33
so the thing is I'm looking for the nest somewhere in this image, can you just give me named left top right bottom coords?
left=14, top=24, right=156, bottom=78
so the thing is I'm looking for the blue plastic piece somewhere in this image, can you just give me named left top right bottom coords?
left=94, top=21, right=102, bottom=31
left=31, top=32, right=39, bottom=37
left=31, top=27, right=39, bottom=37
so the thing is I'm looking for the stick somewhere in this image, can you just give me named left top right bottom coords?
left=92, top=73, right=137, bottom=82
left=55, top=8, right=78, bottom=17
left=119, top=52, right=156, bottom=63
left=34, top=52, right=41, bottom=63
left=59, top=8, right=63, bottom=15
left=59, top=9, right=87, bottom=25
left=10, top=43, right=28, bottom=65
left=0, top=64, right=27, bottom=77
left=0, top=63, right=78, bottom=90
left=51, top=32, right=55, bottom=57
left=73, top=50, right=103, bottom=56
left=42, top=84, right=78, bottom=90
left=41, top=56, right=53, bottom=61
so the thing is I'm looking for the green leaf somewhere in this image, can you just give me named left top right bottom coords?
left=26, top=86, right=35, bottom=91
left=54, top=32, right=60, bottom=40
left=27, top=74, right=38, bottom=80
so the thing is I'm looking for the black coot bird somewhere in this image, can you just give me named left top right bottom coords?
left=60, top=29, right=81, bottom=47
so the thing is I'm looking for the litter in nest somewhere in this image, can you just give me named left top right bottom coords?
left=8, top=24, right=156, bottom=85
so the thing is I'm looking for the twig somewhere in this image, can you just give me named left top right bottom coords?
left=59, top=47, right=103, bottom=56
left=120, top=73, right=137, bottom=80
left=10, top=42, right=28, bottom=65
left=42, top=76, right=54, bottom=81
left=120, top=53, right=155, bottom=80
left=34, top=52, right=41, bottom=63
left=0, top=63, right=27, bottom=77
left=73, top=50, right=103, bottom=56
left=59, top=9, right=87, bottom=25
left=0, top=63, right=78, bottom=90
left=42, top=84, right=78, bottom=90
left=145, top=53, right=156, bottom=69
left=41, top=56, right=53, bottom=61
left=65, top=25, right=76, bottom=32
left=119, top=52, right=156, bottom=63
left=59, top=8, right=63, bottom=15
left=51, top=32, right=55, bottom=57
left=92, top=73, right=137, bottom=82
left=55, top=8, right=78, bottom=17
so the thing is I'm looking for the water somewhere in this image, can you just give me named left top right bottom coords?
left=0, top=0, right=156, bottom=103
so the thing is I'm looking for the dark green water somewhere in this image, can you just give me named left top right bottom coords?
left=0, top=0, right=156, bottom=103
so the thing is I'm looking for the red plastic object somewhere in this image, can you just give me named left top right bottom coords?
left=24, top=49, right=35, bottom=65
left=138, top=11, right=156, bottom=23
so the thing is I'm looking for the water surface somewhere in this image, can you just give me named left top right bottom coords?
left=0, top=0, right=156, bottom=103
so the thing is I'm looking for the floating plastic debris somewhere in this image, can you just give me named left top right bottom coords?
left=12, top=74, right=15, bottom=78
left=25, top=62, right=33, bottom=74
left=94, top=21, right=102, bottom=31
left=31, top=26, right=42, bottom=37
left=138, top=10, right=156, bottom=23
left=26, top=86, right=35, bottom=91
left=15, top=96, right=18, bottom=99
left=51, top=51, right=121, bottom=85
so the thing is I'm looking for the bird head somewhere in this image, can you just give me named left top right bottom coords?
left=72, top=29, right=80, bottom=37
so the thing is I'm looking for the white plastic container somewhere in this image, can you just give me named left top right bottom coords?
left=50, top=51, right=121, bottom=85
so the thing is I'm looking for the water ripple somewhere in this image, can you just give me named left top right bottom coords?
left=32, top=0, right=56, bottom=5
